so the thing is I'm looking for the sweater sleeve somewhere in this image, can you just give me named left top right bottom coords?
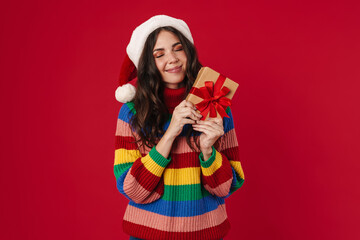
left=199, top=107, right=245, bottom=198
left=114, top=103, right=171, bottom=204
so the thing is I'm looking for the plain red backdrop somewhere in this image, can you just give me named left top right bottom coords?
left=1, top=0, right=359, bottom=239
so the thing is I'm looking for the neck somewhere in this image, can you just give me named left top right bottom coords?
left=165, top=82, right=185, bottom=89
left=163, top=86, right=186, bottom=114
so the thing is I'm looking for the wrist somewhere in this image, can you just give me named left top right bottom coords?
left=156, top=131, right=176, bottom=159
left=201, top=148, right=213, bottom=161
left=163, top=131, right=176, bottom=143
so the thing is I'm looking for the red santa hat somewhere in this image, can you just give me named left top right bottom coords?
left=115, top=15, right=194, bottom=103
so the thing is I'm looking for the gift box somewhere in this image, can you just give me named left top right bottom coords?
left=186, top=67, right=239, bottom=120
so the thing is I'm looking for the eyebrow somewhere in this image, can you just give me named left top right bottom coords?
left=153, top=42, right=182, bottom=52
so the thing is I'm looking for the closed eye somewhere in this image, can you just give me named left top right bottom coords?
left=154, top=51, right=165, bottom=58
left=174, top=44, right=183, bottom=52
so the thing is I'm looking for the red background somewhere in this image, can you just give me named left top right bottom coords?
left=1, top=0, right=359, bottom=239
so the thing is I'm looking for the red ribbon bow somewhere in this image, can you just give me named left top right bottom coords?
left=189, top=74, right=232, bottom=120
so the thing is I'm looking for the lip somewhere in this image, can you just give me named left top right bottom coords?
left=165, top=65, right=182, bottom=73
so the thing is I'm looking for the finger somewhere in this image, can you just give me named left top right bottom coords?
left=192, top=110, right=203, bottom=119
left=183, top=100, right=195, bottom=109
left=193, top=127, right=223, bottom=139
left=206, top=117, right=223, bottom=125
left=179, top=109, right=202, bottom=120
left=188, top=114, right=202, bottom=121
left=177, top=102, right=198, bottom=114
left=176, top=100, right=188, bottom=108
left=212, top=118, right=223, bottom=125
left=179, top=113, right=198, bottom=122
left=195, top=119, right=222, bottom=128
left=182, top=118, right=196, bottom=125
left=192, top=125, right=215, bottom=136
left=192, top=124, right=218, bottom=134
left=193, top=123, right=223, bottom=135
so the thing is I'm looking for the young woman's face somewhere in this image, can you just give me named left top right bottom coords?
left=153, top=30, right=187, bottom=89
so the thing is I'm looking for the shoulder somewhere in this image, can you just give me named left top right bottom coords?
left=223, top=106, right=235, bottom=133
left=118, top=102, right=136, bottom=124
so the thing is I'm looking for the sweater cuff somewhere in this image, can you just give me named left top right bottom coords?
left=149, top=146, right=171, bottom=168
left=199, top=146, right=216, bottom=168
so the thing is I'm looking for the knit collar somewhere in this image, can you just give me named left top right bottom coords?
left=163, top=86, right=186, bottom=114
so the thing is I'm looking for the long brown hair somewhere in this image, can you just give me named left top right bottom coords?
left=130, top=26, right=202, bottom=151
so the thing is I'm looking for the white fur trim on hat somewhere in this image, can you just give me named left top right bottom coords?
left=126, top=15, right=194, bottom=68
left=115, top=83, right=136, bottom=103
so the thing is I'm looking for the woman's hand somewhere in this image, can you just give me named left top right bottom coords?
left=156, top=100, right=201, bottom=159
left=192, top=118, right=224, bottom=160
left=166, top=100, right=202, bottom=139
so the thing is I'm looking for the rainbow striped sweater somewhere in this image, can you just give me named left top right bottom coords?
left=114, top=102, right=245, bottom=240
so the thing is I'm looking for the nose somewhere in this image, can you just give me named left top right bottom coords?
left=167, top=51, right=179, bottom=63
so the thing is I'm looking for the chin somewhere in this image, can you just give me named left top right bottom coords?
left=163, top=75, right=186, bottom=85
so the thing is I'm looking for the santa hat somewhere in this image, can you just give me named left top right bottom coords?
left=115, top=15, right=194, bottom=103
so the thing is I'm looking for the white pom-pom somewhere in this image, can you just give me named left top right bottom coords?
left=115, top=83, right=136, bottom=103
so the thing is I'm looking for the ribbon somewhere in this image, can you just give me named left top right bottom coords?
left=189, top=74, right=232, bottom=120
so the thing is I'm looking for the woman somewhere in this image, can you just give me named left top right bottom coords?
left=114, top=15, right=245, bottom=240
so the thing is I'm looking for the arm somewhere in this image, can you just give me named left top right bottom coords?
left=114, top=103, right=171, bottom=204
left=195, top=108, right=245, bottom=198
left=114, top=101, right=201, bottom=204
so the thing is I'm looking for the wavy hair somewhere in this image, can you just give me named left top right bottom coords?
left=130, top=26, right=202, bottom=151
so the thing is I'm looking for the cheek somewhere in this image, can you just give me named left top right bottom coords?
left=179, top=53, right=187, bottom=64
left=155, top=59, right=165, bottom=72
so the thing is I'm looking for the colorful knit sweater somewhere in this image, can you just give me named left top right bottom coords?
left=114, top=87, right=245, bottom=240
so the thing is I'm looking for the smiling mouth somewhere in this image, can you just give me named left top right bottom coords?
left=166, top=66, right=182, bottom=73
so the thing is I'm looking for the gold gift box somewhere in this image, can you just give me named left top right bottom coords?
left=185, top=67, right=239, bottom=119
